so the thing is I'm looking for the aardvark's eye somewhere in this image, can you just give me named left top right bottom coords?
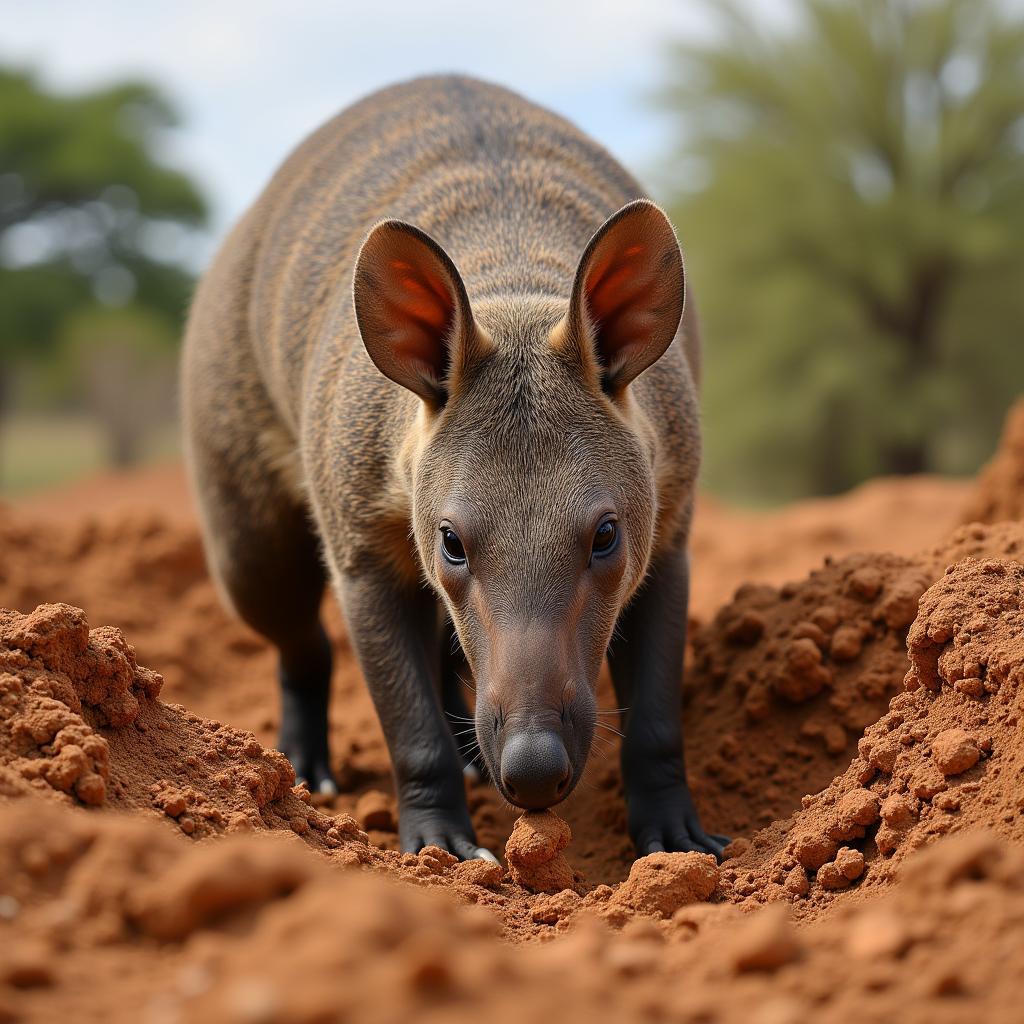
left=440, top=526, right=467, bottom=564
left=591, top=517, right=618, bottom=558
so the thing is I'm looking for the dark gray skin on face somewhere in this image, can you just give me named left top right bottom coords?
left=182, top=75, right=726, bottom=861
left=412, top=302, right=657, bottom=808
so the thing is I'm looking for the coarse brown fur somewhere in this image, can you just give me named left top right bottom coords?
left=182, top=75, right=718, bottom=859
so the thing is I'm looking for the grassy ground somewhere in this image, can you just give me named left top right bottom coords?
left=0, top=414, right=180, bottom=498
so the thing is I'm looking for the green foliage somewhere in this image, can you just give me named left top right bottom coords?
left=0, top=261, right=91, bottom=365
left=0, top=69, right=205, bottom=226
left=57, top=306, right=179, bottom=466
left=0, top=66, right=206, bottom=372
left=0, top=66, right=207, bottom=483
left=662, top=0, right=1024, bottom=501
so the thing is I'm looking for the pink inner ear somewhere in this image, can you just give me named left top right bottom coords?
left=585, top=243, right=659, bottom=364
left=383, top=260, right=455, bottom=378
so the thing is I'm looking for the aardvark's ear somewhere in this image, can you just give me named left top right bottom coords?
left=353, top=220, right=487, bottom=406
left=560, top=199, right=684, bottom=395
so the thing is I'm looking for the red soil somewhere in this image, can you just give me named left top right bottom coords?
left=961, top=398, right=1024, bottom=525
left=0, top=399, right=1022, bottom=1021
left=505, top=811, right=581, bottom=894
left=720, top=547, right=1024, bottom=920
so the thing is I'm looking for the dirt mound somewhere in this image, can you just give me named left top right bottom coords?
left=608, top=851, right=720, bottom=919
left=961, top=399, right=1024, bottom=525
left=0, top=470, right=976, bottom=885
left=4, top=798, right=1024, bottom=1023
left=930, top=519, right=1024, bottom=566
left=1, top=601, right=732, bottom=952
left=0, top=602, right=376, bottom=863
left=684, top=521, right=1024, bottom=840
left=0, top=506, right=404, bottom=839
left=684, top=552, right=933, bottom=836
left=6, top=454, right=1024, bottom=1021
left=721, top=553, right=1024, bottom=918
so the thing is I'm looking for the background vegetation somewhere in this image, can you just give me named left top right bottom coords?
left=0, top=0, right=1021, bottom=502
left=666, top=0, right=1024, bottom=501
left=0, top=68, right=205, bottom=491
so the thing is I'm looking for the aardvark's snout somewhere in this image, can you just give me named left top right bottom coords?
left=500, top=730, right=572, bottom=809
left=475, top=624, right=597, bottom=810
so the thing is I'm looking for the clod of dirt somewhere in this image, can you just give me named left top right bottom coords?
left=931, top=728, right=981, bottom=776
left=610, top=852, right=719, bottom=919
left=961, top=399, right=1024, bottom=525
left=816, top=846, right=865, bottom=890
left=355, top=789, right=397, bottom=832
left=505, top=811, right=579, bottom=894
left=530, top=888, right=583, bottom=925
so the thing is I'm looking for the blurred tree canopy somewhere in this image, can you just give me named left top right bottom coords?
left=663, top=0, right=1024, bottom=502
left=0, top=67, right=207, bottom=474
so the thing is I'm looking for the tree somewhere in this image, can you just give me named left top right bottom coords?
left=0, top=67, right=207, bottom=479
left=661, top=0, right=1024, bottom=501
left=60, top=306, right=179, bottom=467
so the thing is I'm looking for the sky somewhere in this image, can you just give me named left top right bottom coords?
left=0, top=0, right=790, bottom=251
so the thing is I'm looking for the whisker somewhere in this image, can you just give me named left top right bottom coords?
left=596, top=722, right=625, bottom=739
left=571, top=774, right=601, bottom=794
left=492, top=789, right=519, bottom=814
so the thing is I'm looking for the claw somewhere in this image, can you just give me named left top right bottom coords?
left=399, top=804, right=482, bottom=862
left=474, top=847, right=499, bottom=864
left=692, top=830, right=729, bottom=860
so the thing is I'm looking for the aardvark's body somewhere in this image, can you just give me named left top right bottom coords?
left=182, top=75, right=724, bottom=860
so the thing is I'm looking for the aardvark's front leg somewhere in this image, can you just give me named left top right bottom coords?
left=338, top=566, right=492, bottom=860
left=607, top=545, right=729, bottom=859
